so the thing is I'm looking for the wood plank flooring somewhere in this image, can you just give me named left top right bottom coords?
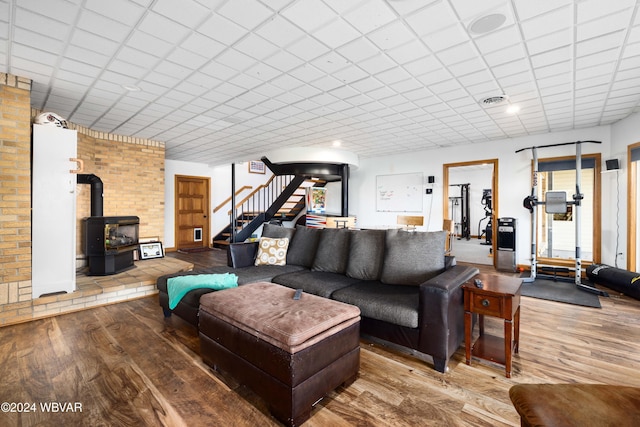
left=1, top=252, right=639, bottom=426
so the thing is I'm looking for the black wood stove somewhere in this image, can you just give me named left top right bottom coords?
left=84, top=216, right=139, bottom=275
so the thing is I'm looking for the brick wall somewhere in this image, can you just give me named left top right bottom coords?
left=0, top=73, right=170, bottom=326
left=73, top=125, right=165, bottom=259
left=0, top=74, right=32, bottom=315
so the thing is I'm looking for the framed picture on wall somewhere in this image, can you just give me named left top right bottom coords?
left=248, top=160, right=266, bottom=174
left=139, top=242, right=164, bottom=260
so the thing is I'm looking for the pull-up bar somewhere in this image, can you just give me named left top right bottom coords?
left=516, top=140, right=607, bottom=296
left=515, top=140, right=602, bottom=154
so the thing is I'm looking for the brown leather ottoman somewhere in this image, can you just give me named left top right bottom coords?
left=199, top=282, right=361, bottom=426
left=509, top=384, right=640, bottom=427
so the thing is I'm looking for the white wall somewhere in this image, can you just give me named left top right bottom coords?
left=608, top=111, right=640, bottom=267
left=164, top=112, right=640, bottom=268
left=349, top=125, right=611, bottom=266
left=164, top=160, right=271, bottom=249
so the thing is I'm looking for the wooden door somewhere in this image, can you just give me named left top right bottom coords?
left=175, top=175, right=210, bottom=250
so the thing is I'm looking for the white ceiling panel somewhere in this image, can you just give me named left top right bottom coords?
left=2, top=0, right=639, bottom=165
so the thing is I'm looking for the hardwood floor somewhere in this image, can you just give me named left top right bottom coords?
left=1, top=251, right=639, bottom=426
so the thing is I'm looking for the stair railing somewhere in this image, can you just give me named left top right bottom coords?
left=228, top=174, right=299, bottom=242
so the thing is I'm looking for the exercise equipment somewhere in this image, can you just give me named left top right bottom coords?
left=478, top=188, right=492, bottom=245
left=586, top=264, right=640, bottom=300
left=496, top=217, right=517, bottom=272
left=516, top=140, right=608, bottom=296
left=450, top=183, right=470, bottom=240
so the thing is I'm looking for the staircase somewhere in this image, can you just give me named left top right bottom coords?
left=213, top=175, right=325, bottom=247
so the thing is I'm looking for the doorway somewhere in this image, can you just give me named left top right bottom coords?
left=175, top=175, right=211, bottom=250
left=443, top=159, right=498, bottom=267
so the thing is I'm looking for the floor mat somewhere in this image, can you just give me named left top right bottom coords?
left=520, top=278, right=602, bottom=308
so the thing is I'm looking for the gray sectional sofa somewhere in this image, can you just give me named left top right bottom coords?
left=157, top=223, right=479, bottom=373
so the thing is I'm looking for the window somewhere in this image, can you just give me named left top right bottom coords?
left=535, top=154, right=601, bottom=265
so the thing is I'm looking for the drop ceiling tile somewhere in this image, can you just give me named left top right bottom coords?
left=386, top=39, right=430, bottom=65
left=227, top=73, right=263, bottom=91
left=217, top=0, right=273, bottom=30
left=577, top=35, right=625, bottom=60
left=405, top=1, right=458, bottom=36
left=358, top=53, right=397, bottom=75
left=436, top=41, right=478, bottom=67
left=313, top=18, right=361, bottom=49
left=76, top=9, right=133, bottom=42
left=333, top=65, right=369, bottom=84
left=342, top=0, right=396, bottom=35
left=448, top=57, right=487, bottom=78
left=197, top=14, right=247, bottom=46
left=126, top=31, right=173, bottom=58
left=310, top=50, right=351, bottom=74
left=389, top=78, right=422, bottom=94
left=143, top=70, right=182, bottom=88
left=577, top=12, right=630, bottom=42
left=234, top=33, right=279, bottom=61
left=578, top=0, right=637, bottom=23
left=179, top=32, right=226, bottom=58
left=530, top=46, right=572, bottom=68
left=309, top=74, right=344, bottom=91
left=375, top=66, right=412, bottom=85
left=525, top=28, right=573, bottom=56
left=336, top=37, right=381, bottom=64
left=520, top=5, right=572, bottom=41
left=281, top=0, right=337, bottom=33
left=423, top=24, right=469, bottom=52
left=287, top=36, right=331, bottom=62
left=366, top=20, right=416, bottom=51
left=474, top=25, right=521, bottom=54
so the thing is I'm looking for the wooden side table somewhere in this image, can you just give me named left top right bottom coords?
left=463, top=273, right=522, bottom=378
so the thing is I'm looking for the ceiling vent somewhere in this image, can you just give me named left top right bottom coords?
left=480, top=95, right=509, bottom=106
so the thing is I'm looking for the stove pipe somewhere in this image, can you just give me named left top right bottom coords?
left=77, top=174, right=104, bottom=217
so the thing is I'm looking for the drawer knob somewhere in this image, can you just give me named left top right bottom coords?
left=481, top=299, right=490, bottom=307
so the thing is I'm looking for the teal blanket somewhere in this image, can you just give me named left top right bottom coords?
left=167, top=273, right=238, bottom=310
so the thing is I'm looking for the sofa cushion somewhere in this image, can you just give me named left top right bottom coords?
left=380, top=229, right=446, bottom=286
left=255, top=237, right=289, bottom=266
left=346, top=229, right=386, bottom=281
left=331, top=281, right=419, bottom=328
left=312, top=228, right=351, bottom=273
left=272, top=270, right=363, bottom=298
left=262, top=223, right=296, bottom=240
left=286, top=225, right=322, bottom=267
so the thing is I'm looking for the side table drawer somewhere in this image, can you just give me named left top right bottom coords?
left=470, top=294, right=502, bottom=316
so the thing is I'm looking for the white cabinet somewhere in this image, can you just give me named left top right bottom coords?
left=32, top=124, right=78, bottom=297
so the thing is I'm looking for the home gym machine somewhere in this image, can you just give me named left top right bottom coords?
left=516, top=140, right=608, bottom=296
left=478, top=189, right=492, bottom=245
left=450, top=183, right=470, bottom=240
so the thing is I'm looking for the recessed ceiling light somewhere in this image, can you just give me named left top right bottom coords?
left=332, top=140, right=342, bottom=147
left=506, top=104, right=520, bottom=115
left=122, top=85, right=141, bottom=92
left=468, top=13, right=506, bottom=35
left=480, top=94, right=509, bottom=106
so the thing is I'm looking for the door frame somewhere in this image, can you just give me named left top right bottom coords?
left=174, top=174, right=211, bottom=250
left=443, top=158, right=499, bottom=268
left=627, top=142, right=640, bottom=271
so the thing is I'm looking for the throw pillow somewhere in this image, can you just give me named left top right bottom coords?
left=311, top=228, right=351, bottom=273
left=262, top=223, right=296, bottom=240
left=380, top=229, right=446, bottom=286
left=287, top=225, right=322, bottom=267
left=346, top=229, right=386, bottom=280
left=254, top=237, right=289, bottom=266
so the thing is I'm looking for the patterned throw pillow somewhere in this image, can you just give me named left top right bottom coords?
left=254, top=237, right=289, bottom=266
